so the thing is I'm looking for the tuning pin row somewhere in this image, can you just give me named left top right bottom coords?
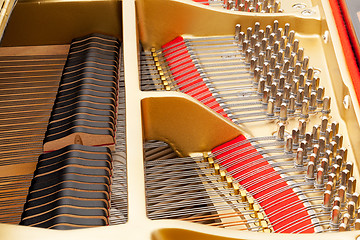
left=234, top=22, right=328, bottom=122
left=225, top=0, right=282, bottom=13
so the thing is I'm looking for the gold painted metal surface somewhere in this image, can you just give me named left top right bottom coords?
left=142, top=93, right=242, bottom=156
left=0, top=0, right=360, bottom=239
left=1, top=0, right=122, bottom=46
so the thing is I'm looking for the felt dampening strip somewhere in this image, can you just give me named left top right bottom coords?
left=43, top=34, right=120, bottom=151
left=20, top=144, right=113, bottom=228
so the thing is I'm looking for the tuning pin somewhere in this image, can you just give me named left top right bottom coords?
left=258, top=52, right=265, bottom=66
left=295, top=148, right=304, bottom=167
left=319, top=117, right=327, bottom=135
left=300, top=141, right=308, bottom=156
left=284, top=44, right=291, bottom=59
left=294, top=63, right=301, bottom=77
left=258, top=29, right=265, bottom=40
left=285, top=136, right=293, bottom=153
left=332, top=164, right=341, bottom=180
left=315, top=167, right=325, bottom=188
left=339, top=185, right=347, bottom=207
left=274, top=1, right=281, bottom=12
left=346, top=162, right=354, bottom=176
left=339, top=222, right=347, bottom=232
left=275, top=92, right=283, bottom=109
left=266, top=46, right=272, bottom=61
left=297, top=48, right=304, bottom=62
left=262, top=88, right=270, bottom=103
left=325, top=128, right=333, bottom=145
left=317, top=86, right=325, bottom=105
left=313, top=142, right=319, bottom=154
left=339, top=147, right=348, bottom=162
left=325, top=150, right=333, bottom=166
left=235, top=24, right=242, bottom=39
left=302, top=56, right=309, bottom=72
left=277, top=123, right=285, bottom=140
left=305, top=132, right=313, bottom=150
left=238, top=3, right=245, bottom=11
left=288, top=95, right=296, bottom=114
left=261, top=38, right=268, bottom=52
left=282, top=60, right=290, bottom=74
left=318, top=137, right=326, bottom=155
left=267, top=99, right=275, bottom=116
left=272, top=20, right=278, bottom=32
left=340, top=213, right=350, bottom=231
left=321, top=158, right=329, bottom=173
left=335, top=134, right=343, bottom=148
left=246, top=27, right=252, bottom=40
left=242, top=40, right=249, bottom=54
left=335, top=155, right=343, bottom=168
left=289, top=53, right=297, bottom=68
left=288, top=30, right=295, bottom=45
left=322, top=96, right=331, bottom=115
left=352, top=192, right=360, bottom=209
left=356, top=219, right=360, bottom=230
left=296, top=89, right=304, bottom=106
left=341, top=169, right=350, bottom=187
left=291, top=79, right=298, bottom=95
left=329, top=141, right=338, bottom=155
left=279, top=103, right=288, bottom=122
left=270, top=82, right=277, bottom=99
left=258, top=78, right=266, bottom=95
left=306, top=67, right=314, bottom=82
left=348, top=201, right=356, bottom=220
left=328, top=174, right=336, bottom=187
left=300, top=100, right=309, bottom=119
left=312, top=125, right=320, bottom=143
left=250, top=58, right=258, bottom=72
left=245, top=49, right=253, bottom=63
left=298, top=119, right=306, bottom=138
left=253, top=68, right=261, bottom=85
left=254, top=22, right=260, bottom=35
left=331, top=206, right=341, bottom=227
left=299, top=73, right=306, bottom=89
left=309, top=92, right=317, bottom=111
left=323, top=190, right=332, bottom=211
left=333, top=196, right=341, bottom=208
left=292, top=128, right=300, bottom=147
left=270, top=55, right=277, bottom=69
left=276, top=27, right=282, bottom=41
left=283, top=85, right=290, bottom=101
left=263, top=62, right=270, bottom=76
left=306, top=161, right=315, bottom=181
left=309, top=153, right=317, bottom=165
left=348, top=177, right=356, bottom=196
left=304, top=82, right=311, bottom=99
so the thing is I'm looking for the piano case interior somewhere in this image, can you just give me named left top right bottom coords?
left=0, top=0, right=360, bottom=239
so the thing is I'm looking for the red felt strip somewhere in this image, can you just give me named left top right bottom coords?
left=192, top=0, right=209, bottom=5
left=212, top=135, right=315, bottom=233
left=329, top=0, right=360, bottom=105
left=162, top=37, right=229, bottom=119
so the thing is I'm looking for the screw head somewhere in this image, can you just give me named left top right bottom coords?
left=301, top=9, right=315, bottom=15
left=292, top=3, right=306, bottom=9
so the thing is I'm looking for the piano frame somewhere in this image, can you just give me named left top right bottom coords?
left=0, top=0, right=360, bottom=239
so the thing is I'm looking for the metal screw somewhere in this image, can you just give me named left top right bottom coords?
left=343, top=95, right=350, bottom=110
left=301, top=9, right=315, bottom=15
left=292, top=3, right=306, bottom=9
